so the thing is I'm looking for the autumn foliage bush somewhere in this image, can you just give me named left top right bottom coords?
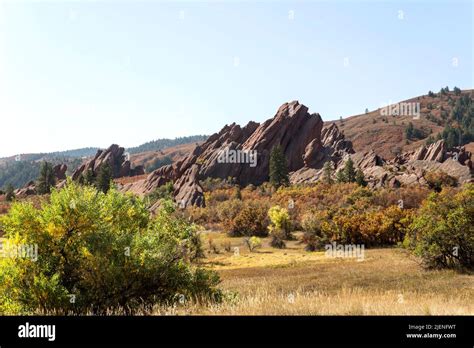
left=0, top=181, right=221, bottom=315
left=227, top=201, right=269, bottom=237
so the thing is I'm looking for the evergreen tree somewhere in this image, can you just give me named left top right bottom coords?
left=83, top=169, right=96, bottom=186
left=233, top=186, right=242, bottom=200
left=426, top=135, right=435, bottom=145
left=355, top=169, right=367, bottom=187
left=322, top=161, right=334, bottom=184
left=335, top=169, right=346, bottom=183
left=5, top=184, right=15, bottom=202
left=405, top=122, right=414, bottom=139
left=269, top=145, right=289, bottom=189
left=36, top=161, right=56, bottom=194
left=96, top=164, right=113, bottom=194
left=343, top=157, right=356, bottom=183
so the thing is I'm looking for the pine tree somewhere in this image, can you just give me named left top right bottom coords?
left=269, top=145, right=289, bottom=189
left=5, top=184, right=15, bottom=202
left=343, top=157, right=356, bottom=183
left=83, top=169, right=96, bottom=186
left=322, top=161, right=334, bottom=184
left=36, top=161, right=56, bottom=194
left=335, top=169, right=346, bottom=183
left=96, top=164, right=113, bottom=194
left=355, top=169, right=367, bottom=187
left=233, top=186, right=242, bottom=200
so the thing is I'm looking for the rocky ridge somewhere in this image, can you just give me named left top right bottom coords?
left=121, top=101, right=473, bottom=209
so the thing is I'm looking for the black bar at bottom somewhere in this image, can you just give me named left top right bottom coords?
left=0, top=316, right=472, bottom=346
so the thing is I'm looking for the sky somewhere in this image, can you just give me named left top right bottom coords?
left=0, top=0, right=472, bottom=157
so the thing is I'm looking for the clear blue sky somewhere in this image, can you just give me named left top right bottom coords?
left=0, top=0, right=472, bottom=157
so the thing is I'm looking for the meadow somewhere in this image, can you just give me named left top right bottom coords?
left=154, top=232, right=474, bottom=315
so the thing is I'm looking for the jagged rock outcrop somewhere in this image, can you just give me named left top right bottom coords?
left=125, top=101, right=325, bottom=206
left=72, top=144, right=144, bottom=181
left=174, top=164, right=205, bottom=209
left=122, top=101, right=473, bottom=207
left=292, top=127, right=472, bottom=188
left=53, top=164, right=67, bottom=181
left=15, top=181, right=37, bottom=196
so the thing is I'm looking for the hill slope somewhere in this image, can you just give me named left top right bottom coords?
left=326, top=88, right=473, bottom=159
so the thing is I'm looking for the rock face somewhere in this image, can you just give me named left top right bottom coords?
left=72, top=144, right=144, bottom=181
left=124, top=101, right=325, bottom=206
left=122, top=101, right=473, bottom=207
left=174, top=164, right=205, bottom=208
left=53, top=164, right=67, bottom=181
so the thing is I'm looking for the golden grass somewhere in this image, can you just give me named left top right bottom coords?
left=159, top=232, right=474, bottom=315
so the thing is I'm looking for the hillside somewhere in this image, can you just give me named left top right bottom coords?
left=326, top=88, right=473, bottom=160
left=130, top=142, right=202, bottom=173
left=0, top=136, right=207, bottom=189
left=126, top=135, right=208, bottom=154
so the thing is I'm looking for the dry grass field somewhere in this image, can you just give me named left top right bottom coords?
left=155, top=231, right=474, bottom=315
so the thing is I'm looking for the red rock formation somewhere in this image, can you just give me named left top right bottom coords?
left=72, top=144, right=144, bottom=181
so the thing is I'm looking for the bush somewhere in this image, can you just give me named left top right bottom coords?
left=228, top=202, right=269, bottom=237
left=146, top=180, right=174, bottom=206
left=244, top=236, right=262, bottom=252
left=216, top=199, right=244, bottom=224
left=301, top=212, right=330, bottom=251
left=425, top=171, right=458, bottom=192
left=268, top=205, right=292, bottom=239
left=304, top=205, right=411, bottom=247
left=267, top=205, right=292, bottom=248
left=404, top=185, right=473, bottom=270
left=0, top=180, right=221, bottom=315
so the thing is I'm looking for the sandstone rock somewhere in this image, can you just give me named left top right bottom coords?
left=122, top=101, right=473, bottom=207
left=53, top=164, right=67, bottom=181
left=72, top=144, right=143, bottom=180
left=174, top=164, right=205, bottom=208
left=410, top=140, right=446, bottom=162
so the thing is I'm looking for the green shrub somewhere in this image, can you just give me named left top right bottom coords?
left=301, top=212, right=330, bottom=251
left=244, top=236, right=262, bottom=252
left=0, top=180, right=220, bottom=315
left=404, top=185, right=473, bottom=270
left=146, top=180, right=174, bottom=206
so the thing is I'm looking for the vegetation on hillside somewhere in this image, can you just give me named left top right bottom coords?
left=127, top=135, right=208, bottom=154
left=0, top=157, right=82, bottom=190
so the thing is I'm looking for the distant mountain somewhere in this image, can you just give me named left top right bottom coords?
left=0, top=157, right=83, bottom=190
left=127, top=135, right=208, bottom=154
left=47, top=147, right=100, bottom=158
left=0, top=136, right=209, bottom=189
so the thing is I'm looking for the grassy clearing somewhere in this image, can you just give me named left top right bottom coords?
left=156, top=232, right=474, bottom=315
